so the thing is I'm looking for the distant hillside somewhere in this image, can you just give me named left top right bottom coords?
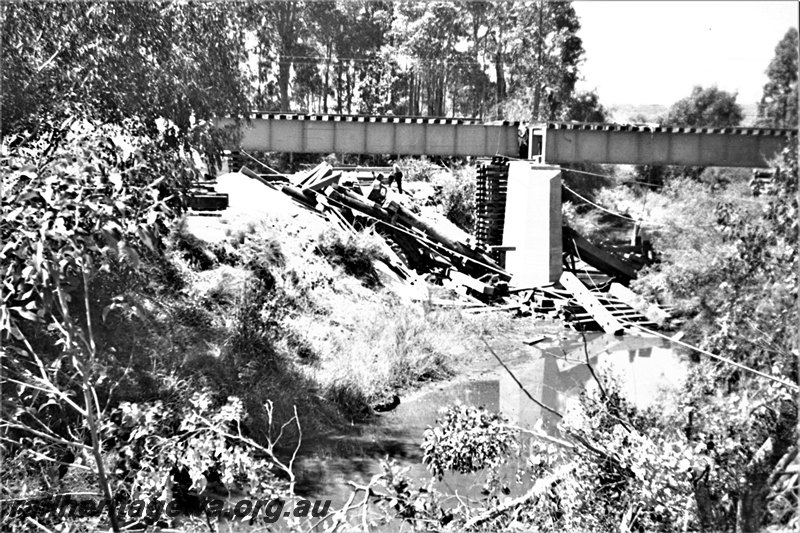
left=608, top=102, right=760, bottom=126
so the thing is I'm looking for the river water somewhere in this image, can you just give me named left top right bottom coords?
left=294, top=330, right=689, bottom=508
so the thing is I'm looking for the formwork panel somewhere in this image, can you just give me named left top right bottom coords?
left=669, top=134, right=701, bottom=165
left=698, top=134, right=729, bottom=166
left=455, top=125, right=489, bottom=155
left=648, top=134, right=671, bottom=165
left=238, top=119, right=272, bottom=151
left=606, top=132, right=640, bottom=163
left=575, top=129, right=608, bottom=161
left=270, top=121, right=304, bottom=152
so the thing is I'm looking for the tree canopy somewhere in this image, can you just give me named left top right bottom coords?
left=1, top=2, right=251, bottom=134
left=1, top=0, right=591, bottom=133
left=666, top=86, right=744, bottom=127
left=757, top=27, right=798, bottom=128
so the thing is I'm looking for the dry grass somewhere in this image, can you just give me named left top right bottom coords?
left=175, top=213, right=501, bottom=422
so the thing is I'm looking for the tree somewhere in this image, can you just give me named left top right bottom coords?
left=757, top=27, right=798, bottom=128
left=252, top=1, right=307, bottom=113
left=505, top=1, right=584, bottom=122
left=649, top=86, right=745, bottom=183
left=631, top=137, right=799, bottom=531
left=665, top=86, right=744, bottom=127
left=563, top=90, right=608, bottom=122
left=391, top=1, right=467, bottom=116
left=1, top=2, right=251, bottom=134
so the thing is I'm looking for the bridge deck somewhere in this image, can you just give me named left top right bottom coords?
left=538, top=122, right=795, bottom=168
left=215, top=113, right=796, bottom=168
left=214, top=113, right=521, bottom=158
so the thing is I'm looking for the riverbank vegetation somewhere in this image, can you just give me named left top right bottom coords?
left=2, top=2, right=797, bottom=532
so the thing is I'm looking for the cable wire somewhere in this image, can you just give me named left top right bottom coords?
left=239, top=149, right=283, bottom=175
left=562, top=265, right=796, bottom=391
left=620, top=321, right=799, bottom=391
left=562, top=183, right=638, bottom=222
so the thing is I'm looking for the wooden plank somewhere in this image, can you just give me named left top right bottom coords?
left=560, top=271, right=624, bottom=335
left=448, top=270, right=495, bottom=295
left=306, top=171, right=342, bottom=192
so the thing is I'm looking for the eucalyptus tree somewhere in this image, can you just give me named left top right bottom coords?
left=1, top=1, right=251, bottom=133
left=757, top=27, right=798, bottom=128
left=505, top=0, right=583, bottom=121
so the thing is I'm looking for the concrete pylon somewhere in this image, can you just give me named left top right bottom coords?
left=502, top=162, right=562, bottom=287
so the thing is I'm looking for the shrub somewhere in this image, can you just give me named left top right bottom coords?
left=171, top=217, right=217, bottom=270
left=398, top=157, right=441, bottom=182
left=314, top=228, right=386, bottom=288
left=0, top=113, right=208, bottom=531
left=431, top=165, right=476, bottom=232
left=561, top=200, right=609, bottom=242
left=421, top=404, right=518, bottom=480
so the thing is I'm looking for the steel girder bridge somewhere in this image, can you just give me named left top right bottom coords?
left=214, top=112, right=796, bottom=287
left=215, top=112, right=796, bottom=168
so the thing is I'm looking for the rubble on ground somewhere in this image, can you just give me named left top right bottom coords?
left=220, top=160, right=671, bottom=334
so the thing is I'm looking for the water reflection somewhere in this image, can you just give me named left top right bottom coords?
left=295, top=331, right=688, bottom=507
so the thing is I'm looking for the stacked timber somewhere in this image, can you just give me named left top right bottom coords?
left=474, top=156, right=509, bottom=249
left=188, top=180, right=229, bottom=211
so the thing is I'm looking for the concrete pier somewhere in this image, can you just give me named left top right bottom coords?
left=501, top=162, right=563, bottom=287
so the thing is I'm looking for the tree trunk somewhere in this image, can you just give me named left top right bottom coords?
left=409, top=70, right=417, bottom=115
left=531, top=4, right=544, bottom=121
left=345, top=62, right=352, bottom=114
left=495, top=50, right=505, bottom=119
left=278, top=57, right=291, bottom=112
left=336, top=62, right=342, bottom=113
left=323, top=43, right=331, bottom=113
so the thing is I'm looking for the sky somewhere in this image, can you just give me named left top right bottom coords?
left=573, top=1, right=799, bottom=108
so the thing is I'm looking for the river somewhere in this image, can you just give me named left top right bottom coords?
left=294, top=329, right=689, bottom=509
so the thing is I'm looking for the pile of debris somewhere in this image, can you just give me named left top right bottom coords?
left=239, top=161, right=512, bottom=301
left=228, top=158, right=671, bottom=334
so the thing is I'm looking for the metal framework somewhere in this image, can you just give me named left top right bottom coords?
left=215, top=113, right=797, bottom=168
left=536, top=122, right=796, bottom=168
left=214, top=113, right=521, bottom=158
